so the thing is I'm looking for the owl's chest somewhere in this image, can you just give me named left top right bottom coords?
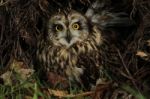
left=49, top=49, right=101, bottom=82
left=51, top=48, right=100, bottom=68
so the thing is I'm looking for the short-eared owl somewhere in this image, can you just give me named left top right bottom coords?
left=36, top=9, right=107, bottom=89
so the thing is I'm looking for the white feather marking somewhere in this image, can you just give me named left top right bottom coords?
left=93, top=26, right=102, bottom=45
left=73, top=67, right=84, bottom=82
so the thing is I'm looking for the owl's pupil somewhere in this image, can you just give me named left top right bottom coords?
left=72, top=23, right=79, bottom=30
left=74, top=25, right=77, bottom=28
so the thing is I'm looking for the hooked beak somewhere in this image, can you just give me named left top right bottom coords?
left=65, top=30, right=72, bottom=43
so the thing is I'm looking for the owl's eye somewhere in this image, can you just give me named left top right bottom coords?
left=55, top=24, right=63, bottom=32
left=72, top=23, right=80, bottom=30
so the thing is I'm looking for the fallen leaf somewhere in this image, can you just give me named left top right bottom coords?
left=136, top=51, right=148, bottom=57
left=10, top=59, right=28, bottom=72
left=44, top=88, right=93, bottom=98
left=47, top=72, right=69, bottom=89
left=48, top=89, right=68, bottom=97
left=16, top=68, right=34, bottom=80
left=0, top=59, right=35, bottom=85
left=0, top=71, right=12, bottom=85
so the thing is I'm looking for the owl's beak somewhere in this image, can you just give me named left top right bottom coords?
left=65, top=31, right=72, bottom=43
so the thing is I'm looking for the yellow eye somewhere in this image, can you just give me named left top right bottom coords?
left=55, top=25, right=63, bottom=32
left=72, top=23, right=79, bottom=30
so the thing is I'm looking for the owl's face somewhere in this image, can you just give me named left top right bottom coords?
left=48, top=11, right=89, bottom=47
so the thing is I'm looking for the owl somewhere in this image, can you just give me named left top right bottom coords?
left=36, top=9, right=110, bottom=89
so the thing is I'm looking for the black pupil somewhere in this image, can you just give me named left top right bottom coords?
left=74, top=24, right=77, bottom=28
left=56, top=25, right=63, bottom=31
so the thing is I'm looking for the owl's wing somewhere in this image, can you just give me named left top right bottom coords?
left=85, top=0, right=103, bottom=18
left=85, top=0, right=135, bottom=29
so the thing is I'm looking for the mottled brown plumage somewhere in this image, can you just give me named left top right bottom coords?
left=36, top=10, right=109, bottom=89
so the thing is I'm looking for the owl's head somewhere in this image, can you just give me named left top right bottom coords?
left=47, top=11, right=90, bottom=47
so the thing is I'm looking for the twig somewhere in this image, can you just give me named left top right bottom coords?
left=44, top=82, right=111, bottom=98
left=117, top=49, right=141, bottom=94
left=47, top=89, right=94, bottom=98
left=0, top=0, right=10, bottom=6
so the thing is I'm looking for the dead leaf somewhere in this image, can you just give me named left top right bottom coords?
left=0, top=59, right=34, bottom=85
left=48, top=89, right=68, bottom=97
left=16, top=68, right=34, bottom=80
left=9, top=59, right=34, bottom=80
left=136, top=51, right=148, bottom=57
left=10, top=59, right=27, bottom=72
left=40, top=83, right=111, bottom=98
left=0, top=71, right=12, bottom=85
left=47, top=72, right=69, bottom=89
left=43, top=88, right=93, bottom=98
